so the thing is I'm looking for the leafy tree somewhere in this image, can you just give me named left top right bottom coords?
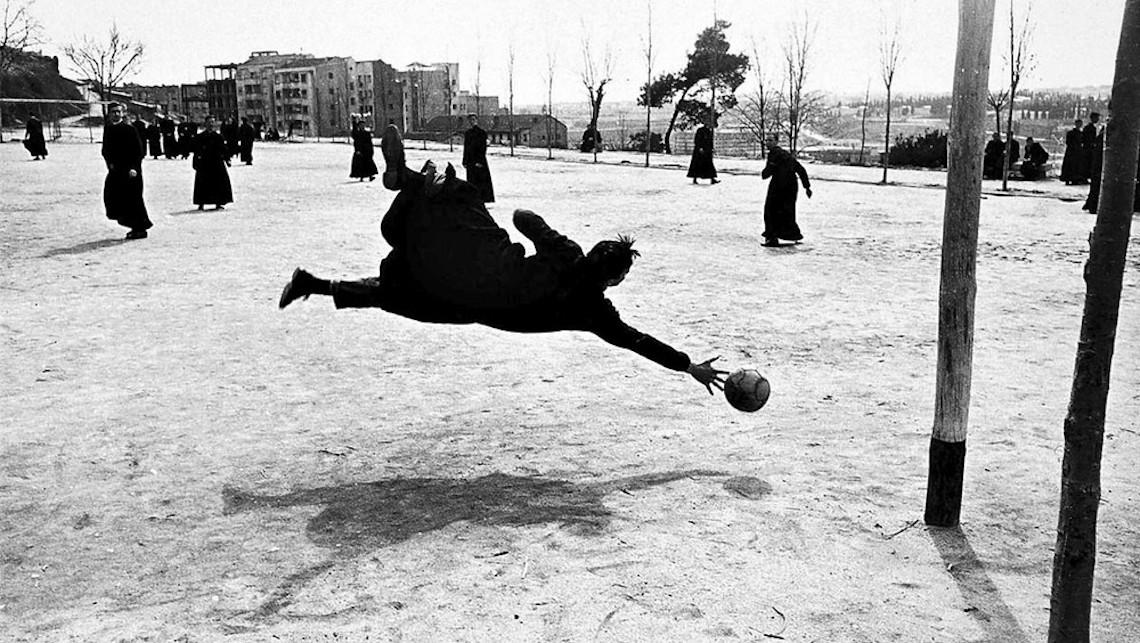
left=638, top=20, right=749, bottom=154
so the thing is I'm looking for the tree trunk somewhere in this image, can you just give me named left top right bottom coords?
left=662, top=87, right=691, bottom=155
left=1049, top=2, right=1140, bottom=639
left=924, top=0, right=996, bottom=528
left=1001, top=83, right=1017, bottom=190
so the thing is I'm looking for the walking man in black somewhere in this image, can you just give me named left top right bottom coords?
left=101, top=102, right=152, bottom=240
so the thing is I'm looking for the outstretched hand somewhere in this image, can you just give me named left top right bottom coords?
left=688, top=356, right=729, bottom=395
left=805, top=187, right=813, bottom=199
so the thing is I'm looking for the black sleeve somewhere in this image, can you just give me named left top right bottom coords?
left=761, top=157, right=775, bottom=179
left=795, top=161, right=811, bottom=189
left=588, top=298, right=691, bottom=371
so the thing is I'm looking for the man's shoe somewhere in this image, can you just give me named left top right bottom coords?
left=279, top=268, right=313, bottom=309
left=125, top=229, right=148, bottom=240
left=381, top=125, right=406, bottom=190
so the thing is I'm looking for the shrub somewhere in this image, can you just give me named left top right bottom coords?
left=888, top=129, right=948, bottom=168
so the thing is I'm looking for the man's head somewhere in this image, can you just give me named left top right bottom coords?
left=1075, top=119, right=1083, bottom=127
left=1026, top=136, right=1035, bottom=145
left=1090, top=112, right=1101, bottom=123
left=991, top=132, right=1001, bottom=141
left=204, top=115, right=217, bottom=131
left=108, top=102, right=124, bottom=123
left=241, top=117, right=248, bottom=124
left=585, top=235, right=640, bottom=288
left=467, top=113, right=478, bottom=126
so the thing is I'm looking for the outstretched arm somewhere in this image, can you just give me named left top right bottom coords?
left=589, top=299, right=726, bottom=392
left=795, top=161, right=812, bottom=197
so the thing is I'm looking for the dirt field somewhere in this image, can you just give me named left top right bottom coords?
left=2, top=137, right=1138, bottom=642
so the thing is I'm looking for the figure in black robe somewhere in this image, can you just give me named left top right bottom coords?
left=131, top=116, right=147, bottom=151
left=192, top=117, right=233, bottom=210
left=462, top=114, right=494, bottom=203
left=237, top=117, right=256, bottom=165
left=145, top=122, right=163, bottom=159
left=983, top=133, right=1005, bottom=180
left=760, top=145, right=812, bottom=246
left=1005, top=136, right=1020, bottom=169
left=1019, top=137, right=1050, bottom=180
left=277, top=126, right=728, bottom=395
left=1080, top=113, right=1101, bottom=183
left=221, top=118, right=240, bottom=160
left=23, top=114, right=47, bottom=159
left=159, top=115, right=178, bottom=159
left=1083, top=127, right=1106, bottom=213
left=101, top=103, right=151, bottom=239
left=686, top=124, right=719, bottom=184
left=349, top=121, right=377, bottom=181
left=1060, top=120, right=1085, bottom=184
left=179, top=122, right=197, bottom=159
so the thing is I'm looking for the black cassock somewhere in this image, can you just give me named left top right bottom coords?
left=1060, top=127, right=1084, bottom=183
left=686, top=125, right=718, bottom=180
left=238, top=122, right=256, bottom=164
left=131, top=119, right=147, bottom=150
left=761, top=148, right=811, bottom=242
left=463, top=125, right=495, bottom=202
left=23, top=116, right=47, bottom=157
left=146, top=123, right=163, bottom=158
left=1080, top=123, right=1099, bottom=180
left=160, top=117, right=178, bottom=159
left=349, top=128, right=378, bottom=178
left=102, top=121, right=151, bottom=231
left=192, top=130, right=233, bottom=206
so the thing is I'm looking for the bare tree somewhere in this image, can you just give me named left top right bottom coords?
left=925, top=0, right=997, bottom=528
left=507, top=36, right=515, bottom=157
left=986, top=88, right=1009, bottom=135
left=734, top=36, right=773, bottom=158
left=859, top=79, right=871, bottom=164
left=1050, top=2, right=1140, bottom=638
left=780, top=15, right=819, bottom=154
left=0, top=0, right=41, bottom=142
left=580, top=28, right=613, bottom=161
left=1000, top=0, right=1037, bottom=191
left=643, top=0, right=653, bottom=167
left=63, top=22, right=144, bottom=115
left=879, top=13, right=903, bottom=183
left=544, top=41, right=557, bottom=160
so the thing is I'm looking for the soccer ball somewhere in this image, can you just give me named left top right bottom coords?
left=724, top=369, right=771, bottom=412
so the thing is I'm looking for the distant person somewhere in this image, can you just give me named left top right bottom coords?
left=760, top=144, right=812, bottom=247
left=264, top=126, right=280, bottom=142
left=179, top=121, right=197, bottom=159
left=130, top=114, right=147, bottom=148
left=983, top=132, right=1005, bottom=180
left=686, top=122, right=719, bottom=185
left=462, top=113, right=494, bottom=203
left=160, top=114, right=178, bottom=159
left=23, top=113, right=47, bottom=160
left=1080, top=112, right=1101, bottom=182
left=145, top=120, right=163, bottom=159
left=1060, top=119, right=1085, bottom=184
left=192, top=115, right=233, bottom=211
left=1082, top=118, right=1107, bottom=214
left=279, top=126, right=727, bottom=394
left=101, top=102, right=151, bottom=240
left=349, top=120, right=378, bottom=181
left=238, top=117, right=256, bottom=165
left=222, top=117, right=240, bottom=159
left=1020, top=137, right=1050, bottom=180
left=1005, top=134, right=1020, bottom=173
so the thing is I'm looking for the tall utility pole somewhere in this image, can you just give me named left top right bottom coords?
left=1049, top=2, right=1140, bottom=639
left=924, top=0, right=997, bottom=528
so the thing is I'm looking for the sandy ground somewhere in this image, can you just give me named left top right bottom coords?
left=1, top=137, right=1138, bottom=642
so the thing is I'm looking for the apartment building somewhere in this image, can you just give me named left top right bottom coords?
left=397, top=62, right=457, bottom=133
left=452, top=90, right=499, bottom=117
left=235, top=50, right=315, bottom=129
left=274, top=57, right=353, bottom=138
left=352, top=59, right=402, bottom=132
left=123, top=84, right=182, bottom=116
left=204, top=63, right=238, bottom=121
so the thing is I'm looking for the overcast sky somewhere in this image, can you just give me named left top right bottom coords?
left=29, top=0, right=1128, bottom=104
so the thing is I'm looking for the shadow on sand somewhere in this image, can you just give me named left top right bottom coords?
left=40, top=237, right=128, bottom=258
left=223, top=469, right=773, bottom=618
left=928, top=527, right=1030, bottom=643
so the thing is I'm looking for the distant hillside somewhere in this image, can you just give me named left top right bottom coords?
left=0, top=47, right=84, bottom=126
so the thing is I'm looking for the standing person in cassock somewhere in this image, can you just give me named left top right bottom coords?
left=238, top=117, right=256, bottom=165
left=192, top=115, right=233, bottom=211
left=159, top=114, right=178, bottom=159
left=222, top=117, right=240, bottom=160
left=686, top=122, right=719, bottom=185
left=462, top=113, right=494, bottom=203
left=23, top=113, right=47, bottom=160
left=102, top=102, right=151, bottom=240
left=1060, top=119, right=1084, bottom=184
left=760, top=144, right=813, bottom=247
left=1079, top=112, right=1101, bottom=183
left=130, top=114, right=147, bottom=149
left=983, top=132, right=1005, bottom=179
left=145, top=120, right=163, bottom=159
left=1082, top=122, right=1106, bottom=214
left=179, top=121, right=197, bottom=159
left=349, top=120, right=378, bottom=181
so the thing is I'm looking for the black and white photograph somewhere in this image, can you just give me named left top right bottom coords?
left=2, top=0, right=1139, bottom=640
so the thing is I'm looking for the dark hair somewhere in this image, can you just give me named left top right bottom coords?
left=585, top=234, right=640, bottom=285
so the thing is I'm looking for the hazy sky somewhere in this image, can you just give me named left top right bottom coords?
left=29, top=0, right=1128, bottom=105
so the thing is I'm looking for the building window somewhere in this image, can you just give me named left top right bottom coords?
left=329, top=87, right=335, bottom=96
left=350, top=97, right=356, bottom=105
left=328, top=72, right=334, bottom=79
